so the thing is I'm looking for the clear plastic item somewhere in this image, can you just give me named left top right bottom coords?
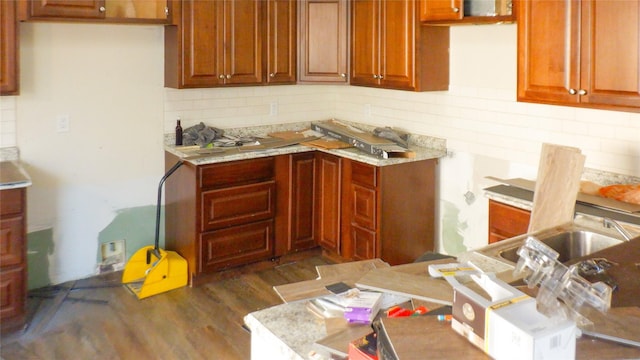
left=514, top=236, right=612, bottom=326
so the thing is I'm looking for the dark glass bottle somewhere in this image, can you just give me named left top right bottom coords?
left=175, top=119, right=183, bottom=146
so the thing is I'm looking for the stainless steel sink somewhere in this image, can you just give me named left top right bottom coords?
left=498, top=230, right=624, bottom=263
left=474, top=223, right=627, bottom=266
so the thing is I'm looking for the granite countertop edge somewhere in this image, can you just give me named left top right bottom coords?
left=0, top=159, right=33, bottom=190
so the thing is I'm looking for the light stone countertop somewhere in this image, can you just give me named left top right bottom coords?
left=244, top=301, right=325, bottom=360
left=0, top=160, right=32, bottom=190
left=164, top=120, right=447, bottom=167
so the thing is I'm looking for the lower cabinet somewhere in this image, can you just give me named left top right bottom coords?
left=341, top=158, right=437, bottom=265
left=165, top=150, right=438, bottom=284
left=275, top=152, right=317, bottom=255
left=488, top=199, right=531, bottom=243
left=0, top=187, right=26, bottom=333
left=165, top=153, right=277, bottom=285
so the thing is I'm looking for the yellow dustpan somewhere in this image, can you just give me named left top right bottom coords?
left=122, top=161, right=188, bottom=299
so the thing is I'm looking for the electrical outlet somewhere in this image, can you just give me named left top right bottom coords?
left=97, top=239, right=126, bottom=274
left=56, top=115, right=70, bottom=133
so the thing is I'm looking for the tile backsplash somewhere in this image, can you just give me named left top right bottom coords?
left=163, top=84, right=640, bottom=177
left=0, top=96, right=17, bottom=148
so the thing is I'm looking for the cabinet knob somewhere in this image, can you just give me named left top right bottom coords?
left=99, top=6, right=106, bottom=12
left=373, top=74, right=379, bottom=79
left=578, top=89, right=587, bottom=96
left=379, top=74, right=384, bottom=80
left=452, top=7, right=460, bottom=12
left=226, top=74, right=231, bottom=79
left=165, top=7, right=169, bottom=16
left=219, top=74, right=225, bottom=79
left=269, top=73, right=275, bottom=78
left=568, top=88, right=577, bottom=95
left=340, top=73, right=347, bottom=78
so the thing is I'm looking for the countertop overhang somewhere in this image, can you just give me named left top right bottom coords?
left=0, top=160, right=32, bottom=190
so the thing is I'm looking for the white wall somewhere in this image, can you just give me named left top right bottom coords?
left=6, top=22, right=640, bottom=285
left=16, top=22, right=166, bottom=283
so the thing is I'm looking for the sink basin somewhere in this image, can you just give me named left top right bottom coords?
left=498, top=230, right=624, bottom=263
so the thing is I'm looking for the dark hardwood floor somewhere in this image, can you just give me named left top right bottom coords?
left=0, top=249, right=336, bottom=359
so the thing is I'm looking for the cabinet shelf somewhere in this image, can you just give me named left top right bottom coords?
left=422, top=14, right=515, bottom=26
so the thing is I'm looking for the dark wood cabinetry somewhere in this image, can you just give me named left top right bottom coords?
left=488, top=200, right=530, bottom=244
left=518, top=0, right=640, bottom=111
left=165, top=149, right=438, bottom=282
left=165, top=154, right=276, bottom=284
left=341, top=158, right=436, bottom=265
left=22, top=0, right=168, bottom=22
left=350, top=0, right=449, bottom=91
left=0, top=188, right=27, bottom=333
left=165, top=0, right=263, bottom=88
left=165, top=0, right=296, bottom=88
left=419, top=0, right=514, bottom=25
left=1, top=0, right=18, bottom=95
left=315, top=153, right=342, bottom=253
left=266, top=0, right=297, bottom=84
left=298, top=0, right=349, bottom=83
left=275, top=153, right=317, bottom=254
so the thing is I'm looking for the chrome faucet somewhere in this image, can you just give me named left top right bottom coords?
left=602, top=217, right=633, bottom=241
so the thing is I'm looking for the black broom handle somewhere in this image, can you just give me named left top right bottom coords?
left=148, top=160, right=184, bottom=264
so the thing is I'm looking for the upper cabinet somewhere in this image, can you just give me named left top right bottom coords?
left=350, top=0, right=449, bottom=91
left=419, top=0, right=514, bottom=24
left=518, top=0, right=640, bottom=112
left=165, top=0, right=296, bottom=89
left=266, top=0, right=297, bottom=84
left=21, top=0, right=169, bottom=23
left=165, top=0, right=262, bottom=88
left=29, top=0, right=106, bottom=19
left=1, top=0, right=18, bottom=95
left=298, top=0, right=349, bottom=83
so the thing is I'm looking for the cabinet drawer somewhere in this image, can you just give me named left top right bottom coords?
left=0, top=189, right=23, bottom=216
left=200, top=219, right=274, bottom=272
left=0, top=267, right=25, bottom=320
left=0, top=216, right=24, bottom=267
left=199, top=157, right=275, bottom=189
left=488, top=200, right=530, bottom=243
left=351, top=224, right=376, bottom=260
left=352, top=183, right=376, bottom=230
left=201, top=181, right=275, bottom=231
left=351, top=161, right=377, bottom=188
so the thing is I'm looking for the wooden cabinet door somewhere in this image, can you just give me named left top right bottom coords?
left=517, top=0, right=580, bottom=105
left=488, top=200, right=530, bottom=244
left=266, top=0, right=296, bottom=84
left=315, top=153, right=341, bottom=253
left=174, top=0, right=261, bottom=87
left=298, top=0, right=348, bottom=83
left=288, top=153, right=316, bottom=251
left=580, top=0, right=640, bottom=108
left=223, top=0, right=262, bottom=85
left=28, top=0, right=106, bottom=18
left=180, top=0, right=224, bottom=87
left=519, top=0, right=640, bottom=110
left=379, top=0, right=414, bottom=90
left=419, top=0, right=462, bottom=21
left=350, top=0, right=379, bottom=86
left=0, top=0, right=18, bottom=95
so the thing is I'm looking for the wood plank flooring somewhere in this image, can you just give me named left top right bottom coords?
left=0, top=249, right=336, bottom=360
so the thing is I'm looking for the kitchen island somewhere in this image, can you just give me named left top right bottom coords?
left=244, top=250, right=640, bottom=360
